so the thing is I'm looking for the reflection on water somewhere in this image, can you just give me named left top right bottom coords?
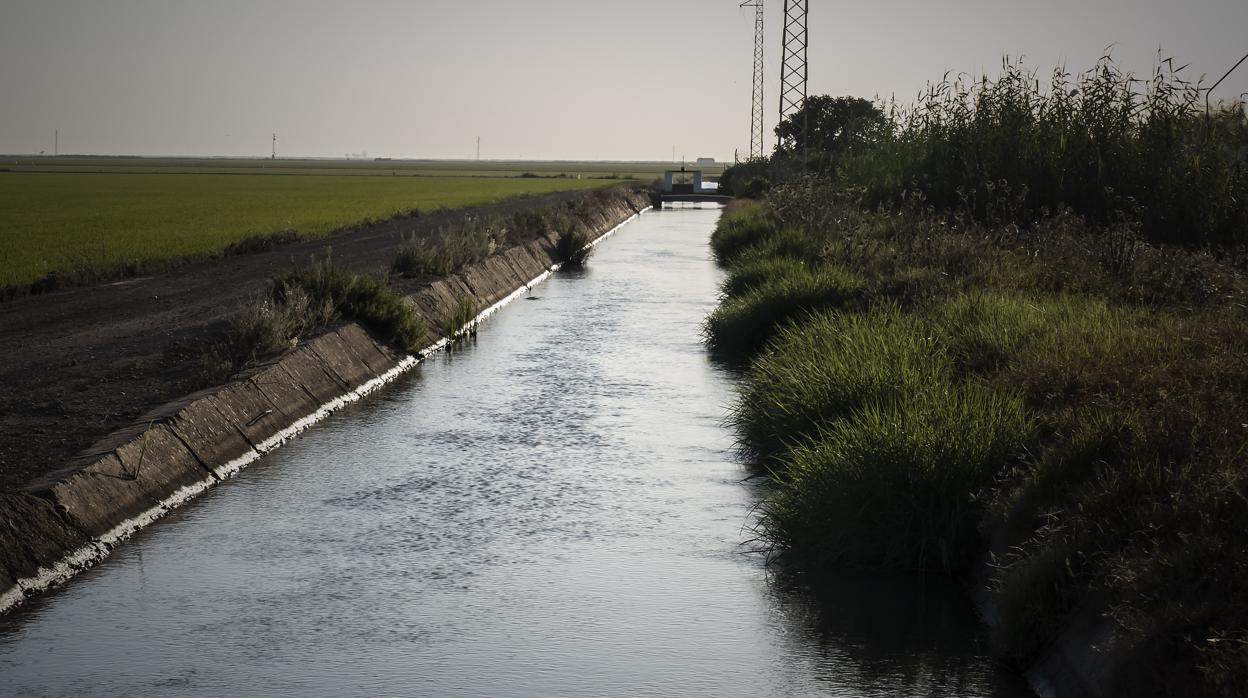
left=768, top=569, right=1031, bottom=697
left=0, top=207, right=1032, bottom=697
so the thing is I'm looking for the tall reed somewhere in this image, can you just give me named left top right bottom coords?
left=836, top=56, right=1247, bottom=247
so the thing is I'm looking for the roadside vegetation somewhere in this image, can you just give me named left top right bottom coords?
left=0, top=173, right=610, bottom=293
left=712, top=55, right=1248, bottom=695
left=392, top=220, right=499, bottom=278
left=193, top=256, right=426, bottom=386
left=191, top=186, right=631, bottom=387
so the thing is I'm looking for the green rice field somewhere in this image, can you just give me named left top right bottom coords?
left=0, top=170, right=613, bottom=289
left=0, top=156, right=722, bottom=180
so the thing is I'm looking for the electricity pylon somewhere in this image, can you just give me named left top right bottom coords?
left=740, top=1, right=765, bottom=159
left=778, top=0, right=809, bottom=152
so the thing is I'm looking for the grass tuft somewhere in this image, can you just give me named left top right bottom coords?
left=273, top=258, right=426, bottom=353
left=704, top=265, right=865, bottom=362
left=719, top=253, right=809, bottom=298
left=391, top=221, right=497, bottom=278
left=709, top=203, right=780, bottom=264
left=438, top=295, right=479, bottom=344
left=763, top=385, right=1032, bottom=572
left=732, top=307, right=948, bottom=466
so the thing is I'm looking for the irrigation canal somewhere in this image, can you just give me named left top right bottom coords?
left=0, top=207, right=1033, bottom=697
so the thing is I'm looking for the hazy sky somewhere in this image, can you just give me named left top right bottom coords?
left=2, top=0, right=1245, bottom=161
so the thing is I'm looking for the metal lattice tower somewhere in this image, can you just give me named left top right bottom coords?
left=778, top=0, right=809, bottom=151
left=740, top=1, right=765, bottom=159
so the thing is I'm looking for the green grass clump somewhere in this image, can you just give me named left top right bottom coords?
left=734, top=225, right=825, bottom=265
left=732, top=308, right=948, bottom=466
left=392, top=222, right=497, bottom=278
left=508, top=208, right=550, bottom=242
left=438, top=295, right=479, bottom=343
left=193, top=286, right=337, bottom=383
left=704, top=265, right=865, bottom=362
left=719, top=254, right=809, bottom=298
left=191, top=258, right=424, bottom=386
left=0, top=172, right=610, bottom=290
left=273, top=258, right=425, bottom=352
left=763, top=384, right=1031, bottom=572
left=708, top=203, right=779, bottom=264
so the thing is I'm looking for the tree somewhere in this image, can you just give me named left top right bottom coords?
left=774, top=96, right=887, bottom=157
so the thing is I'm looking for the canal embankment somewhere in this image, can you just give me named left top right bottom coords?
left=0, top=186, right=649, bottom=614
left=702, top=195, right=1248, bottom=697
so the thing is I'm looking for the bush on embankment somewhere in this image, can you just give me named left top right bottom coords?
left=191, top=188, right=640, bottom=388
left=392, top=219, right=499, bottom=278
left=705, top=195, right=1248, bottom=694
left=555, top=227, right=594, bottom=267
left=193, top=257, right=426, bottom=386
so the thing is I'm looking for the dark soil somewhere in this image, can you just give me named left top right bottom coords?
left=0, top=188, right=614, bottom=492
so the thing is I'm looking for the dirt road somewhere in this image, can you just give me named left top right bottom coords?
left=0, top=187, right=631, bottom=490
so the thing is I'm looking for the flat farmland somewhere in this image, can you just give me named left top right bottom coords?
left=0, top=171, right=613, bottom=288
left=1, top=156, right=724, bottom=180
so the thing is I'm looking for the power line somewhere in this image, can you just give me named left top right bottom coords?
left=1206, top=50, right=1248, bottom=115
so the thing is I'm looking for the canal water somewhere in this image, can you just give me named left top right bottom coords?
left=0, top=208, right=1033, bottom=697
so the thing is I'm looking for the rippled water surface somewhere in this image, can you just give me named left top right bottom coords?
left=0, top=208, right=1033, bottom=697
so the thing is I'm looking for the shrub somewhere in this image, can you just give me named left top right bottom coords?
left=717, top=158, right=774, bottom=197
left=555, top=227, right=594, bottom=267
left=391, top=221, right=497, bottom=278
left=190, top=258, right=424, bottom=386
left=273, top=258, right=425, bottom=352
left=508, top=208, right=549, bottom=242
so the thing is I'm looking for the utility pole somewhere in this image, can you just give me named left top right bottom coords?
left=54, top=130, right=58, bottom=156
left=740, top=0, right=765, bottom=159
left=271, top=133, right=277, bottom=160
left=477, top=136, right=481, bottom=161
left=778, top=0, right=809, bottom=155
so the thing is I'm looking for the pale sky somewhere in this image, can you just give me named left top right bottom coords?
left=1, top=0, right=1245, bottom=161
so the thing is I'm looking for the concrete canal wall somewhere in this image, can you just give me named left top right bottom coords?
left=0, top=189, right=650, bottom=615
